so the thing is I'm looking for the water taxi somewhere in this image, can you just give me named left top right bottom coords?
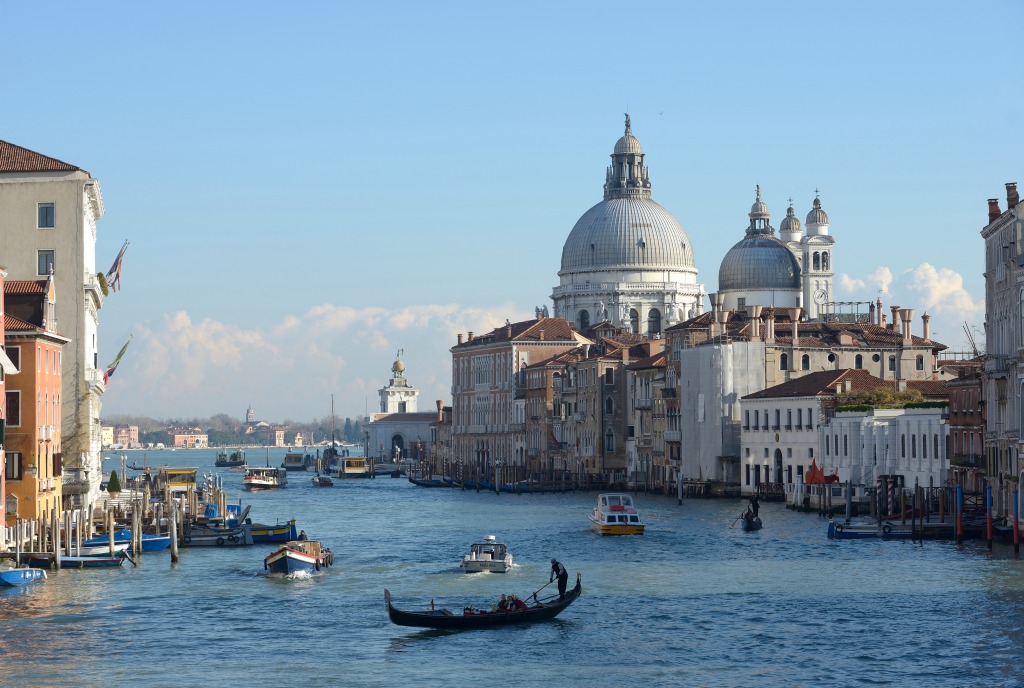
left=243, top=466, right=288, bottom=490
left=589, top=493, right=645, bottom=535
left=460, top=535, right=513, bottom=573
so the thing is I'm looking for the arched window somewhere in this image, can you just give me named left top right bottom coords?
left=647, top=308, right=662, bottom=336
left=822, top=252, right=830, bottom=270
left=780, top=353, right=789, bottom=370
left=801, top=354, right=810, bottom=370
left=922, top=434, right=928, bottom=459
left=629, top=309, right=639, bottom=334
left=855, top=354, right=863, bottom=369
left=916, top=355, right=924, bottom=371
left=605, top=428, right=615, bottom=452
left=605, top=397, right=614, bottom=415
left=578, top=310, right=590, bottom=330
left=813, top=252, right=821, bottom=271
left=888, top=355, right=896, bottom=372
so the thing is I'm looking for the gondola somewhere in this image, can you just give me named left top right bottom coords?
left=385, top=573, right=582, bottom=629
left=740, top=510, right=763, bottom=531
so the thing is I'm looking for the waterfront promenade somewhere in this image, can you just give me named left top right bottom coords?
left=2, top=448, right=1023, bottom=688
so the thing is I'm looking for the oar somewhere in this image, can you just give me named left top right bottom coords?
left=730, top=513, right=744, bottom=528
left=527, top=579, right=554, bottom=602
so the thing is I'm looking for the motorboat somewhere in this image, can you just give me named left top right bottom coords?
left=27, top=552, right=128, bottom=569
left=215, top=449, right=246, bottom=468
left=264, top=540, right=334, bottom=575
left=0, top=564, right=47, bottom=586
left=827, top=520, right=914, bottom=539
left=589, top=493, right=645, bottom=536
left=460, top=535, right=513, bottom=573
left=312, top=475, right=334, bottom=487
left=384, top=574, right=582, bottom=629
left=243, top=466, right=288, bottom=489
left=334, top=456, right=369, bottom=479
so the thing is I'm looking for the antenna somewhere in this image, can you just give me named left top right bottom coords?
left=963, top=322, right=980, bottom=358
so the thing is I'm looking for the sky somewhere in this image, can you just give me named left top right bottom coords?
left=1, top=1, right=1018, bottom=423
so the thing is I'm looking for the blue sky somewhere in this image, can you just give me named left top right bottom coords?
left=2, top=1, right=1016, bottom=422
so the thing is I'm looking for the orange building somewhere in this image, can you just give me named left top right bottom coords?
left=3, top=276, right=68, bottom=527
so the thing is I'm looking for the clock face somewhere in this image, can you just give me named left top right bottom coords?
left=813, top=289, right=828, bottom=304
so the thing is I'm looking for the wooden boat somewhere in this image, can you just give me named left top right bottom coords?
left=589, top=493, right=645, bottom=535
left=827, top=520, right=913, bottom=539
left=243, top=465, right=288, bottom=489
left=0, top=564, right=47, bottom=586
left=215, top=449, right=246, bottom=468
left=460, top=535, right=513, bottom=573
left=312, top=475, right=334, bottom=487
left=263, top=540, right=334, bottom=575
left=66, top=542, right=131, bottom=557
left=249, top=519, right=298, bottom=543
left=81, top=528, right=171, bottom=552
left=385, top=574, right=582, bottom=629
left=408, top=474, right=455, bottom=488
left=182, top=525, right=254, bottom=546
left=27, top=552, right=128, bottom=569
left=740, top=511, right=763, bottom=531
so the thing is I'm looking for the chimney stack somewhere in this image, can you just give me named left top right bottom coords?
left=1008, top=182, right=1019, bottom=208
left=457, top=333, right=463, bottom=345
left=749, top=305, right=763, bottom=340
left=876, top=297, right=884, bottom=326
left=900, top=308, right=914, bottom=344
left=539, top=329, right=545, bottom=341
left=468, top=331, right=474, bottom=342
left=789, top=307, right=802, bottom=345
left=922, top=312, right=931, bottom=341
left=436, top=399, right=443, bottom=423
left=989, top=198, right=1002, bottom=222
left=890, top=305, right=900, bottom=332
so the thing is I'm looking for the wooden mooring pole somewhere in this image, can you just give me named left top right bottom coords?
left=169, top=500, right=179, bottom=564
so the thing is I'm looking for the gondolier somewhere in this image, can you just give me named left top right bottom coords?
left=550, top=559, right=569, bottom=599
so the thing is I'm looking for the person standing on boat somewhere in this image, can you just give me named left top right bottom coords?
left=550, top=559, right=569, bottom=599
left=298, top=530, right=308, bottom=540
left=749, top=494, right=760, bottom=518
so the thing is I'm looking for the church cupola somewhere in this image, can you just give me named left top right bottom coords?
left=779, top=198, right=803, bottom=243
left=604, top=114, right=652, bottom=200
left=746, top=185, right=774, bottom=236
left=805, top=194, right=830, bottom=236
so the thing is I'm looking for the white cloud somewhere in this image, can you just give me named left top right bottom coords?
left=901, top=263, right=983, bottom=318
left=838, top=267, right=893, bottom=295
left=103, top=302, right=535, bottom=422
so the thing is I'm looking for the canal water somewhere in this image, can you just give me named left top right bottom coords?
left=2, top=448, right=1023, bottom=687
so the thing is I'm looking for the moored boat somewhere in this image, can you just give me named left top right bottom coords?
left=27, top=552, right=128, bottom=569
left=384, top=574, right=582, bottom=629
left=827, top=520, right=914, bottom=539
left=589, top=493, right=646, bottom=535
left=334, top=456, right=369, bottom=479
left=408, top=474, right=455, bottom=488
left=182, top=526, right=254, bottom=547
left=243, top=466, right=288, bottom=489
left=0, top=564, right=47, bottom=586
left=81, top=528, right=172, bottom=552
left=282, top=451, right=313, bottom=472
left=263, top=540, right=334, bottom=575
left=460, top=535, right=513, bottom=573
left=312, top=475, right=334, bottom=487
left=215, top=449, right=246, bottom=468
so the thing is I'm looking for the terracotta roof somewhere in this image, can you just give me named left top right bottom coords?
left=0, top=140, right=82, bottom=173
left=627, top=351, right=667, bottom=370
left=3, top=279, right=47, bottom=295
left=4, top=313, right=40, bottom=332
left=455, top=317, right=583, bottom=348
left=904, top=379, right=949, bottom=399
left=744, top=369, right=898, bottom=400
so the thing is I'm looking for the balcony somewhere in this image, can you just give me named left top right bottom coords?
left=638, top=437, right=653, bottom=447
left=634, top=398, right=652, bottom=410
left=984, top=356, right=1009, bottom=374
left=510, top=423, right=525, bottom=432
left=664, top=430, right=681, bottom=443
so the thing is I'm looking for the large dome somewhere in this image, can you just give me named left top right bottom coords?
left=718, top=235, right=801, bottom=291
left=560, top=197, right=695, bottom=272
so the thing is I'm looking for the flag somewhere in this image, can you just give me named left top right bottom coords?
left=103, top=335, right=133, bottom=385
left=106, top=240, right=130, bottom=292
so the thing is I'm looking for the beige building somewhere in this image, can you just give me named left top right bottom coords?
left=0, top=140, right=108, bottom=507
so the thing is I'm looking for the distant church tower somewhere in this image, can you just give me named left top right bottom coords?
left=379, top=349, right=419, bottom=414
left=246, top=405, right=255, bottom=423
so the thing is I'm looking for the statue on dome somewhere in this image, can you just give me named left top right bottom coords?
left=624, top=112, right=631, bottom=134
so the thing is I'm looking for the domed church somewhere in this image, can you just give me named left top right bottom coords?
left=551, top=116, right=705, bottom=337
left=716, top=187, right=835, bottom=321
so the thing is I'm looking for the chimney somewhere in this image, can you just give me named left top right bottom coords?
left=921, top=312, right=931, bottom=341
left=868, top=302, right=875, bottom=325
left=468, top=331, right=474, bottom=342
left=749, top=305, right=763, bottom=340
left=436, top=399, right=443, bottom=423
left=1008, top=182, right=1019, bottom=208
left=457, top=333, right=463, bottom=345
left=876, top=297, right=884, bottom=326
left=890, top=306, right=900, bottom=332
left=789, top=307, right=802, bottom=345
left=708, top=292, right=718, bottom=321
left=900, top=308, right=914, bottom=344
left=989, top=198, right=1002, bottom=222
left=539, top=329, right=545, bottom=341
left=583, top=344, right=591, bottom=358
left=506, top=325, right=512, bottom=337
left=622, top=347, right=629, bottom=363
left=765, top=309, right=775, bottom=343
left=844, top=379, right=852, bottom=393
left=897, top=379, right=907, bottom=392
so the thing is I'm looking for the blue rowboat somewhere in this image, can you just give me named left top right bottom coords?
left=263, top=540, right=333, bottom=575
left=249, top=520, right=298, bottom=543
left=0, top=565, right=48, bottom=586
left=81, top=529, right=171, bottom=552
left=27, top=552, right=128, bottom=569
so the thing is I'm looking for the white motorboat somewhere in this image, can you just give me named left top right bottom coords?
left=589, top=493, right=646, bottom=536
left=460, top=535, right=513, bottom=573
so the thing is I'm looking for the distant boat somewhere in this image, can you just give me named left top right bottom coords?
left=460, top=535, right=513, bottom=574
left=589, top=493, right=645, bottom=536
left=243, top=466, right=288, bottom=490
left=215, top=449, right=246, bottom=468
left=334, top=456, right=369, bottom=479
left=312, top=475, right=334, bottom=487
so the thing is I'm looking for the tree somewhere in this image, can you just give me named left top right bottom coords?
left=344, top=418, right=353, bottom=441
left=107, top=470, right=122, bottom=495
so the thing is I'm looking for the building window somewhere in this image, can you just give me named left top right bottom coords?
left=813, top=252, right=821, bottom=271
left=843, top=435, right=848, bottom=456
left=605, top=397, right=613, bottom=414
left=780, top=353, right=788, bottom=371
left=774, top=409, right=780, bottom=430
left=630, top=309, right=639, bottom=333
left=4, top=345, right=20, bottom=370
left=922, top=434, right=928, bottom=459
left=822, top=252, right=830, bottom=270
left=5, top=391, right=21, bottom=426
left=855, top=354, right=863, bottom=369
left=38, top=202, right=55, bottom=228
left=901, top=434, right=906, bottom=458
left=604, top=368, right=614, bottom=386
left=38, top=249, right=55, bottom=276
left=801, top=354, right=810, bottom=370
left=605, top=428, right=615, bottom=452
left=807, top=408, right=813, bottom=430
left=916, top=355, right=924, bottom=371
left=888, top=356, right=896, bottom=372
left=4, top=451, right=23, bottom=481
left=744, top=411, right=750, bottom=430
left=911, top=434, right=917, bottom=458
left=578, top=310, right=590, bottom=330
left=647, top=309, right=661, bottom=336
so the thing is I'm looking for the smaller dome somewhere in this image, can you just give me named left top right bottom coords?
left=749, top=185, right=769, bottom=219
left=614, top=133, right=643, bottom=155
left=392, top=359, right=405, bottom=374
left=806, top=195, right=829, bottom=225
left=780, top=203, right=802, bottom=234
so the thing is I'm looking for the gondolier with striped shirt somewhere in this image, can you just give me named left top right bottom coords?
left=550, top=559, right=569, bottom=599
